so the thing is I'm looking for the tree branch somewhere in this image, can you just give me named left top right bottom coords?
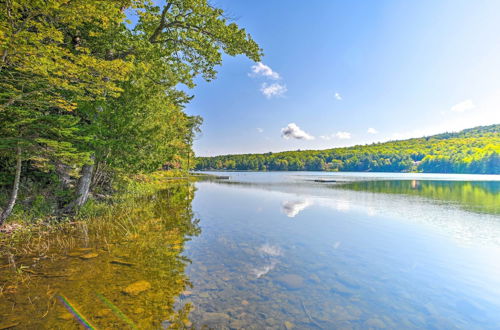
left=149, top=2, right=172, bottom=43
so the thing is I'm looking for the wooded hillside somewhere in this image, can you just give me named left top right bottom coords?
left=195, top=124, right=500, bottom=174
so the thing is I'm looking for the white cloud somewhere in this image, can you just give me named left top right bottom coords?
left=451, top=99, right=475, bottom=113
left=335, top=131, right=351, bottom=139
left=250, top=62, right=280, bottom=80
left=256, top=127, right=264, bottom=133
left=367, top=127, right=378, bottom=134
left=250, top=63, right=286, bottom=98
left=334, top=92, right=342, bottom=100
left=261, top=83, right=287, bottom=98
left=281, top=123, right=314, bottom=140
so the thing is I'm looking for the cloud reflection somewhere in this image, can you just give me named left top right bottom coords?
left=252, top=260, right=277, bottom=278
left=281, top=199, right=313, bottom=217
left=252, top=244, right=283, bottom=278
left=258, top=243, right=283, bottom=256
left=335, top=199, right=350, bottom=212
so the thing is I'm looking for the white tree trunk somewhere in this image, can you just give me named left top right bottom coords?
left=73, top=157, right=95, bottom=208
left=0, top=146, right=22, bottom=225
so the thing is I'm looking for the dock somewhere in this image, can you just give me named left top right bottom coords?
left=313, top=179, right=337, bottom=183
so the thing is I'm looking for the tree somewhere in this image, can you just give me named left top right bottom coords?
left=195, top=125, right=500, bottom=175
left=69, top=0, right=262, bottom=207
left=0, top=0, right=134, bottom=222
left=0, top=0, right=263, bottom=221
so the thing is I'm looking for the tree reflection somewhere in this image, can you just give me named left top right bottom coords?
left=340, top=180, right=500, bottom=215
left=0, top=181, right=199, bottom=329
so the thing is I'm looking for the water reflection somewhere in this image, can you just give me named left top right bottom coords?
left=183, top=175, right=500, bottom=329
left=0, top=181, right=199, bottom=329
left=281, top=199, right=312, bottom=217
left=252, top=260, right=278, bottom=279
left=212, top=176, right=500, bottom=248
left=1, top=173, right=499, bottom=329
left=282, top=197, right=353, bottom=217
left=252, top=244, right=283, bottom=278
left=339, top=180, right=500, bottom=215
left=258, top=243, right=283, bottom=257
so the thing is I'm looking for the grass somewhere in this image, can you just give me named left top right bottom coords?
left=0, top=170, right=198, bottom=264
left=0, top=172, right=200, bottom=327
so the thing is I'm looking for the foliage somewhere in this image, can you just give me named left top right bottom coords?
left=0, top=0, right=261, bottom=222
left=195, top=124, right=500, bottom=174
left=0, top=0, right=131, bottom=177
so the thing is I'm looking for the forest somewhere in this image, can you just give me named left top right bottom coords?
left=0, top=0, right=261, bottom=224
left=195, top=124, right=500, bottom=174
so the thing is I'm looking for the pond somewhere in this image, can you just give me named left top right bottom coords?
left=1, top=171, right=499, bottom=329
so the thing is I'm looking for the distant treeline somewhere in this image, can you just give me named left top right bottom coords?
left=195, top=125, right=500, bottom=174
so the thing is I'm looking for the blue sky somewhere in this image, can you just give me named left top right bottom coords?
left=178, top=1, right=500, bottom=156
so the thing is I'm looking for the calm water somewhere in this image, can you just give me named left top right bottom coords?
left=182, top=172, right=500, bottom=329
left=0, top=172, right=499, bottom=329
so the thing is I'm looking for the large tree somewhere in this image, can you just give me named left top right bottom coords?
left=0, top=0, right=133, bottom=223
left=70, top=0, right=262, bottom=207
left=0, top=0, right=262, bottom=222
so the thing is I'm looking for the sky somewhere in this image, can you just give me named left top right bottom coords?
left=178, top=0, right=500, bottom=156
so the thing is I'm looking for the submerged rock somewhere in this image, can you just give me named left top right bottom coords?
left=122, top=280, right=151, bottom=296
left=96, top=309, right=112, bottom=318
left=331, top=305, right=360, bottom=322
left=0, top=322, right=20, bottom=330
left=277, top=274, right=304, bottom=289
left=330, top=282, right=354, bottom=297
left=284, top=320, right=295, bottom=329
left=202, top=312, right=231, bottom=323
left=57, top=313, right=74, bottom=321
left=79, top=252, right=98, bottom=259
left=75, top=247, right=92, bottom=252
left=67, top=251, right=83, bottom=257
left=229, top=319, right=245, bottom=329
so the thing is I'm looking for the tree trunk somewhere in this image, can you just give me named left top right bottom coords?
left=55, top=161, right=72, bottom=189
left=73, top=156, right=95, bottom=209
left=0, top=146, right=22, bottom=225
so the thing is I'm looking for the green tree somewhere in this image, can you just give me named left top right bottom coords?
left=0, top=0, right=262, bottom=222
left=0, top=0, right=132, bottom=223
left=70, top=0, right=262, bottom=208
left=195, top=125, right=500, bottom=175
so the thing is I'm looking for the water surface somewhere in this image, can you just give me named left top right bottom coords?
left=183, top=171, right=500, bottom=329
left=0, top=172, right=499, bottom=329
